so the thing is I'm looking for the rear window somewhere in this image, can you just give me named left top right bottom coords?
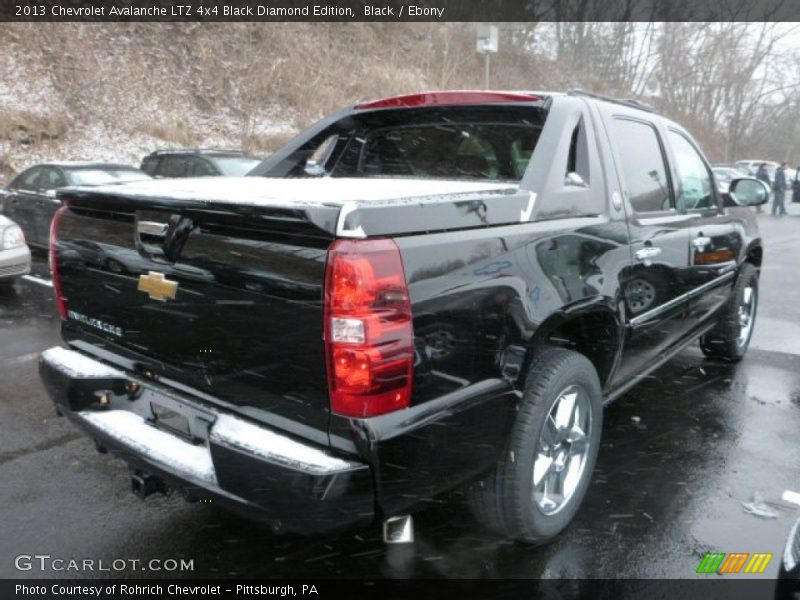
left=252, top=105, right=546, bottom=183
left=68, top=169, right=151, bottom=186
left=351, top=123, right=537, bottom=181
left=210, top=157, right=261, bottom=176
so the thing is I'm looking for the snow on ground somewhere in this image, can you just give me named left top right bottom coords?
left=0, top=35, right=297, bottom=175
left=1, top=112, right=296, bottom=174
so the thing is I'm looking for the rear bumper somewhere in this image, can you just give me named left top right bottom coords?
left=39, top=346, right=375, bottom=535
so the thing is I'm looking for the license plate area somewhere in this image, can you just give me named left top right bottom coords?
left=150, top=402, right=191, bottom=439
left=147, top=396, right=212, bottom=445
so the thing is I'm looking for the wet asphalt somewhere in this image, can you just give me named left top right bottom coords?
left=0, top=209, right=798, bottom=583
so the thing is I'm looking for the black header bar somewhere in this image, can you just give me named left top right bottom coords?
left=2, top=0, right=799, bottom=22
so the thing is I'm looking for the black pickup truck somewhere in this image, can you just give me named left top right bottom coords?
left=39, top=91, right=768, bottom=544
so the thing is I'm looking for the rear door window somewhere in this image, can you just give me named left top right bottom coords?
left=610, top=118, right=672, bottom=213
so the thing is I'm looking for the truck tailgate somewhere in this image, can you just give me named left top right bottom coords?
left=53, top=191, right=338, bottom=443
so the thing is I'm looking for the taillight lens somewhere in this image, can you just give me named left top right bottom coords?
left=50, top=205, right=68, bottom=320
left=324, top=239, right=413, bottom=417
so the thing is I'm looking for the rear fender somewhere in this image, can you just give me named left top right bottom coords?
left=522, top=298, right=623, bottom=393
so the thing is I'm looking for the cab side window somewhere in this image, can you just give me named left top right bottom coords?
left=610, top=118, right=672, bottom=213
left=667, top=130, right=715, bottom=211
left=564, top=119, right=590, bottom=187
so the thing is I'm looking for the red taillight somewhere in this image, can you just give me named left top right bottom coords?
left=324, top=239, right=413, bottom=417
left=49, top=205, right=68, bottom=320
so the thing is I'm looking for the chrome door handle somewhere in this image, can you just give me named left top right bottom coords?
left=137, top=220, right=168, bottom=237
left=692, top=236, right=711, bottom=248
left=635, top=246, right=662, bottom=261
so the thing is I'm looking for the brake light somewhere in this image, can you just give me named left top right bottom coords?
left=49, top=205, right=68, bottom=320
left=356, top=91, right=542, bottom=110
left=324, top=239, right=413, bottom=417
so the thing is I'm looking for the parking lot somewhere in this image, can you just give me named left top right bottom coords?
left=0, top=209, right=798, bottom=582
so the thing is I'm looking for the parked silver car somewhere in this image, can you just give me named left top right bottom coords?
left=0, top=215, right=31, bottom=283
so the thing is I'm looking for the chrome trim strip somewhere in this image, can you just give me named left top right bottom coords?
left=629, top=270, right=735, bottom=328
left=136, top=220, right=168, bottom=237
left=336, top=202, right=366, bottom=238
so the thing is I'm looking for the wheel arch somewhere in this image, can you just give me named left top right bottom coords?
left=744, top=239, right=763, bottom=271
left=520, top=300, right=623, bottom=392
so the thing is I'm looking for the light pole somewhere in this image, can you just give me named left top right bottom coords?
left=476, top=24, right=498, bottom=90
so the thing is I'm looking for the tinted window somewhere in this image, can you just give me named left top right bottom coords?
left=141, top=156, right=160, bottom=176
left=668, top=131, right=715, bottom=211
left=249, top=106, right=547, bottom=182
left=41, top=168, right=67, bottom=190
left=190, top=158, right=218, bottom=177
left=14, top=168, right=43, bottom=191
left=565, top=119, right=590, bottom=186
left=611, top=118, right=671, bottom=213
left=348, top=124, right=535, bottom=181
left=159, top=156, right=189, bottom=177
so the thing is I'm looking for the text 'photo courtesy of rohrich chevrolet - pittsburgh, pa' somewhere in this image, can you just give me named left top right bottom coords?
left=1, top=2, right=800, bottom=599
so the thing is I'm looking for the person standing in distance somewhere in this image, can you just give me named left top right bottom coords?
left=772, top=162, right=788, bottom=217
left=755, top=163, right=770, bottom=214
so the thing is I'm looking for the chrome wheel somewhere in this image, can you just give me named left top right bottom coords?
left=532, top=384, right=592, bottom=515
left=737, top=286, right=756, bottom=348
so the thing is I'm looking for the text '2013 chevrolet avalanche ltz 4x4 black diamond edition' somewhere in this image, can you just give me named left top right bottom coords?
left=39, top=91, right=768, bottom=544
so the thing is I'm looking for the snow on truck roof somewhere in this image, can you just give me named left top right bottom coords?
left=65, top=176, right=518, bottom=208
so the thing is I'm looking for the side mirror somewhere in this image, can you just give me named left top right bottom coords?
left=304, top=159, right=325, bottom=177
left=723, top=178, right=770, bottom=207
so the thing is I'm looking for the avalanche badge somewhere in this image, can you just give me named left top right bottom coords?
left=138, top=271, right=178, bottom=302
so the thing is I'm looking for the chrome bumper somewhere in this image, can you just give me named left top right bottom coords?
left=39, top=346, right=374, bottom=534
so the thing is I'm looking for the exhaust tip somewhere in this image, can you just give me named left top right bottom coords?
left=383, top=515, right=414, bottom=544
left=131, top=472, right=167, bottom=499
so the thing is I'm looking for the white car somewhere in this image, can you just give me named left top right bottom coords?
left=0, top=215, right=31, bottom=284
left=735, top=160, right=779, bottom=178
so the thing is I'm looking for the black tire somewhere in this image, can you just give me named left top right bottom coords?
left=468, top=347, right=603, bottom=544
left=700, top=263, right=759, bottom=362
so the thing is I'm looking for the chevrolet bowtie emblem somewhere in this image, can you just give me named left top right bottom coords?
left=138, top=271, right=178, bottom=302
